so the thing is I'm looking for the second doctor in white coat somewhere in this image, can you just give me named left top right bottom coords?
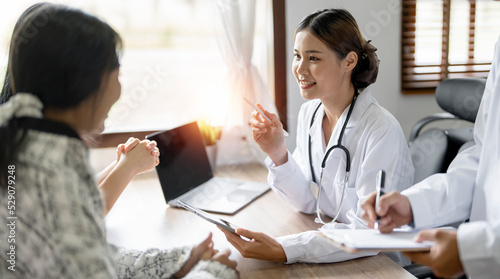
left=220, top=9, right=414, bottom=264
left=362, top=35, right=500, bottom=279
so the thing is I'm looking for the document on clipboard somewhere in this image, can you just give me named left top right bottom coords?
left=318, top=227, right=441, bottom=253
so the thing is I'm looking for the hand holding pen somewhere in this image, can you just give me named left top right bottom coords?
left=360, top=170, right=414, bottom=233
left=245, top=97, right=289, bottom=166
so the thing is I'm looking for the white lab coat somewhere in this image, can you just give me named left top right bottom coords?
left=265, top=87, right=415, bottom=264
left=403, top=37, right=500, bottom=278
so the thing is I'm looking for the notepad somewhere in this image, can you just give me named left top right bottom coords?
left=319, top=227, right=437, bottom=253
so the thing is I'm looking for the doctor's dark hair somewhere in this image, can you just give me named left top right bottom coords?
left=0, top=3, right=122, bottom=188
left=295, top=9, right=379, bottom=90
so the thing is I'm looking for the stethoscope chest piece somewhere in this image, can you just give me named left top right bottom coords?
left=309, top=181, right=319, bottom=198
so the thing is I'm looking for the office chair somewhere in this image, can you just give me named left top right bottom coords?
left=404, top=78, right=486, bottom=279
left=408, top=77, right=486, bottom=183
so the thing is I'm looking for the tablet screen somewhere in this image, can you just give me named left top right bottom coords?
left=178, top=200, right=238, bottom=233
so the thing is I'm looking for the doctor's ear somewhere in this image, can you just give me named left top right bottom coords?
left=343, top=51, right=358, bottom=73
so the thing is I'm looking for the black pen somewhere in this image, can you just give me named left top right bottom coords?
left=374, top=170, right=386, bottom=229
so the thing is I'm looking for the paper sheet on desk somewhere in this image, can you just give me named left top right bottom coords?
left=318, top=227, right=441, bottom=253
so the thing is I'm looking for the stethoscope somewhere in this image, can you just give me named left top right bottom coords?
left=308, top=92, right=359, bottom=224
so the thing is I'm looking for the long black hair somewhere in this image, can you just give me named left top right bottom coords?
left=0, top=3, right=122, bottom=188
left=0, top=2, right=49, bottom=104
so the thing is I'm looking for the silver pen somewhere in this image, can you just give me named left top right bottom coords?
left=374, top=169, right=386, bottom=229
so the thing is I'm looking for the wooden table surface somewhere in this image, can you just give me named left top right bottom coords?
left=91, top=148, right=415, bottom=278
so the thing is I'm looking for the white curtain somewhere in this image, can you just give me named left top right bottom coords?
left=212, top=0, right=277, bottom=166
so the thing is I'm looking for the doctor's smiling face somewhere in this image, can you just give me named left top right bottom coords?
left=293, top=30, right=353, bottom=102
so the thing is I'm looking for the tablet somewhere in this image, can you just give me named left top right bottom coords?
left=177, top=200, right=238, bottom=234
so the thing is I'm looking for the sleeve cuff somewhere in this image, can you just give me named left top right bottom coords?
left=277, top=230, right=379, bottom=264
left=265, top=151, right=301, bottom=194
left=265, top=151, right=294, bottom=172
left=457, top=221, right=498, bottom=277
left=402, top=187, right=435, bottom=229
left=275, top=233, right=310, bottom=264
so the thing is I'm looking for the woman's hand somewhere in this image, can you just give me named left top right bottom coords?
left=219, top=227, right=287, bottom=263
left=403, top=229, right=464, bottom=278
left=250, top=104, right=288, bottom=166
left=117, top=137, right=159, bottom=167
left=99, top=138, right=160, bottom=214
left=117, top=138, right=160, bottom=176
left=174, top=232, right=238, bottom=278
left=174, top=233, right=216, bottom=278
left=116, top=137, right=139, bottom=162
left=210, top=249, right=238, bottom=272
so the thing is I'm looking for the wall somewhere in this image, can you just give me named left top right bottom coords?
left=284, top=0, right=445, bottom=150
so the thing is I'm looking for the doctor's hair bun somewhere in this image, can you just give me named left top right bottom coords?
left=295, top=8, right=380, bottom=90
left=352, top=40, right=379, bottom=90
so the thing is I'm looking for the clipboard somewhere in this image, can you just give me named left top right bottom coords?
left=318, top=228, right=435, bottom=253
left=177, top=200, right=239, bottom=234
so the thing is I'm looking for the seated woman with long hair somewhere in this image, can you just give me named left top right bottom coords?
left=0, top=3, right=237, bottom=278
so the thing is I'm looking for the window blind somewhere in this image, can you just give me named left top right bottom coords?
left=402, top=0, right=500, bottom=91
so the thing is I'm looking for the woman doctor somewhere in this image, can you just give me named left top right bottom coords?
left=221, top=9, right=415, bottom=264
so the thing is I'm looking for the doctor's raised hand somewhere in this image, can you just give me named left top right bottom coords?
left=249, top=104, right=288, bottom=166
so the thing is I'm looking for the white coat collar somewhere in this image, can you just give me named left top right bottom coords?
left=308, top=87, right=376, bottom=148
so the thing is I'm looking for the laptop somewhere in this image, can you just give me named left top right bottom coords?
left=146, top=121, right=270, bottom=214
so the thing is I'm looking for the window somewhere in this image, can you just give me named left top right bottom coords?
left=402, top=0, right=500, bottom=92
left=0, top=0, right=273, bottom=133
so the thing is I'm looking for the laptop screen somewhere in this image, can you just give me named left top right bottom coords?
left=147, top=122, right=213, bottom=202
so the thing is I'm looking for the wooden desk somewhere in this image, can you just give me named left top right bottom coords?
left=91, top=148, right=415, bottom=278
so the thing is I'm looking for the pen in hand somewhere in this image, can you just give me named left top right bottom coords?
left=243, top=97, right=289, bottom=137
left=374, top=169, right=386, bottom=229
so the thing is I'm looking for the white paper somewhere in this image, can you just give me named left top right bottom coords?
left=319, top=227, right=441, bottom=252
